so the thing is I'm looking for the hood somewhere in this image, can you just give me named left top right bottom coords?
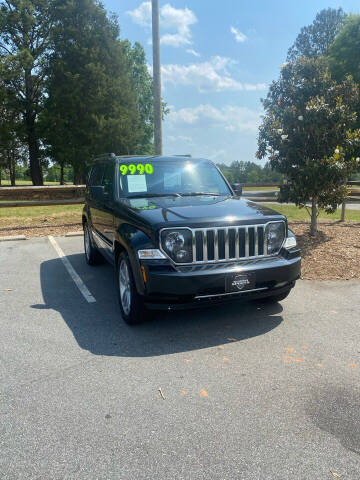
left=120, top=195, right=284, bottom=228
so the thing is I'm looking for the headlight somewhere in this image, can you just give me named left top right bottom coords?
left=161, top=229, right=193, bottom=263
left=266, top=222, right=285, bottom=255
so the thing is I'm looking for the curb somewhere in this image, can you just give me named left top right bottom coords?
left=0, top=235, right=27, bottom=242
left=65, top=231, right=83, bottom=237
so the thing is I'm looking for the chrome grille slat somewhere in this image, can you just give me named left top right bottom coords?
left=235, top=228, right=239, bottom=259
left=245, top=227, right=249, bottom=258
left=224, top=228, right=229, bottom=260
left=203, top=230, right=208, bottom=263
left=175, top=222, right=284, bottom=265
left=254, top=226, right=259, bottom=256
left=192, top=231, right=197, bottom=261
left=264, top=226, right=268, bottom=256
left=214, top=229, right=219, bottom=261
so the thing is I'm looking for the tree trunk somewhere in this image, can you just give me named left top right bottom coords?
left=73, top=165, right=85, bottom=185
left=73, top=166, right=81, bottom=185
left=25, top=69, right=43, bottom=186
left=0, top=169, right=2, bottom=186
left=60, top=164, right=64, bottom=185
left=340, top=201, right=346, bottom=222
left=10, top=166, right=16, bottom=186
left=8, top=151, right=16, bottom=186
left=27, top=123, right=43, bottom=185
left=310, top=197, right=318, bottom=236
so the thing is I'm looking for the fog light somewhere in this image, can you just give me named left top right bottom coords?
left=283, top=236, right=297, bottom=249
left=138, top=249, right=166, bottom=259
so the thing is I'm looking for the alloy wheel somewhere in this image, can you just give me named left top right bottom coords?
left=119, top=259, right=131, bottom=316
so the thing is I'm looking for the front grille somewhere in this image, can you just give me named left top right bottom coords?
left=191, top=224, right=270, bottom=264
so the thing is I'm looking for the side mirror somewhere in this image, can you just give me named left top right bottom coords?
left=231, top=183, right=242, bottom=196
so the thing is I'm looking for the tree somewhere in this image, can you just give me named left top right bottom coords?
left=287, top=8, right=346, bottom=62
left=327, top=15, right=360, bottom=121
left=328, top=14, right=360, bottom=83
left=121, top=40, right=155, bottom=154
left=0, top=0, right=55, bottom=185
left=216, top=160, right=283, bottom=185
left=41, top=0, right=142, bottom=184
left=0, top=77, right=23, bottom=186
left=257, top=57, right=360, bottom=235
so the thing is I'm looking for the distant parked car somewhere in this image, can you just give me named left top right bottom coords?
left=82, top=154, right=301, bottom=324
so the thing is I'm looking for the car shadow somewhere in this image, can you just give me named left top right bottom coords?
left=33, top=255, right=284, bottom=357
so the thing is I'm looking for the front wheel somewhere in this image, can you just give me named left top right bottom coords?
left=117, top=252, right=149, bottom=325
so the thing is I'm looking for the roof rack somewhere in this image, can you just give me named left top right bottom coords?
left=116, top=155, right=151, bottom=158
left=172, top=154, right=192, bottom=158
left=94, top=153, right=116, bottom=161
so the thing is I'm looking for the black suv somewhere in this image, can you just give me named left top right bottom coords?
left=83, top=154, right=301, bottom=324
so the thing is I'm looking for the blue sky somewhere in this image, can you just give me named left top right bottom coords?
left=103, top=0, right=360, bottom=165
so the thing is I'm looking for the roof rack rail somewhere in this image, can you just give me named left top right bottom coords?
left=94, top=153, right=116, bottom=160
left=116, top=154, right=151, bottom=158
left=172, top=154, right=192, bottom=158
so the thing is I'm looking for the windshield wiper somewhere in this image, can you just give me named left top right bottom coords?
left=126, top=193, right=181, bottom=199
left=180, top=192, right=224, bottom=197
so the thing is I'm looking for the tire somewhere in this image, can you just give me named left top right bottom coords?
left=117, top=252, right=148, bottom=325
left=262, top=289, right=291, bottom=304
left=84, top=222, right=103, bottom=266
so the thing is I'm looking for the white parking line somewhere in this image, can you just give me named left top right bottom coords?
left=48, top=235, right=96, bottom=303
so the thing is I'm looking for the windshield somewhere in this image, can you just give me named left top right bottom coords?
left=118, top=160, right=231, bottom=198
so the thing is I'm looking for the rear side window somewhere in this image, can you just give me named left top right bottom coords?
left=102, top=163, right=114, bottom=193
left=89, top=164, right=104, bottom=186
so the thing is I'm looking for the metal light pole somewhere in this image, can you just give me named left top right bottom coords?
left=152, top=0, right=163, bottom=155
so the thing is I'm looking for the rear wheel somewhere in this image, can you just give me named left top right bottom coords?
left=117, top=252, right=148, bottom=325
left=84, top=223, right=103, bottom=265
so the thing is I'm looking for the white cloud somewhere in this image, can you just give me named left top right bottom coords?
left=186, top=48, right=200, bottom=57
left=161, top=56, right=266, bottom=93
left=161, top=33, right=189, bottom=47
left=126, top=2, right=197, bottom=48
left=230, top=26, right=247, bottom=43
left=168, top=135, right=193, bottom=143
left=126, top=1, right=152, bottom=27
left=167, top=104, right=261, bottom=133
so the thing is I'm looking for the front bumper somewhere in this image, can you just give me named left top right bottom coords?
left=140, top=251, right=301, bottom=310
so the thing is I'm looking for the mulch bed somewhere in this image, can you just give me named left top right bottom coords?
left=0, top=221, right=82, bottom=238
left=0, top=218, right=359, bottom=280
left=289, top=220, right=360, bottom=280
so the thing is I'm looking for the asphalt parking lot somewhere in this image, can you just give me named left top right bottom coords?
left=1, top=235, right=360, bottom=480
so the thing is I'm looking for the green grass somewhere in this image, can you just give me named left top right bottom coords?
left=262, top=203, right=360, bottom=222
left=0, top=204, right=83, bottom=229
left=0, top=202, right=358, bottom=225
left=0, top=204, right=82, bottom=220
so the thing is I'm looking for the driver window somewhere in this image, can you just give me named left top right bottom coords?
left=102, top=164, right=114, bottom=194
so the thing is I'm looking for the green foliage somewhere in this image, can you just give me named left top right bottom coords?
left=327, top=14, right=360, bottom=84
left=257, top=57, right=360, bottom=233
left=0, top=0, right=159, bottom=185
left=40, top=0, right=143, bottom=183
left=0, top=78, right=23, bottom=185
left=0, top=0, right=55, bottom=185
left=287, top=8, right=346, bottom=62
left=327, top=14, right=360, bottom=135
left=217, top=161, right=283, bottom=184
left=44, top=165, right=73, bottom=183
left=121, top=40, right=155, bottom=155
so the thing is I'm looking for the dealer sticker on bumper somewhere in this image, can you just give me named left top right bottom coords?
left=225, top=272, right=256, bottom=293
